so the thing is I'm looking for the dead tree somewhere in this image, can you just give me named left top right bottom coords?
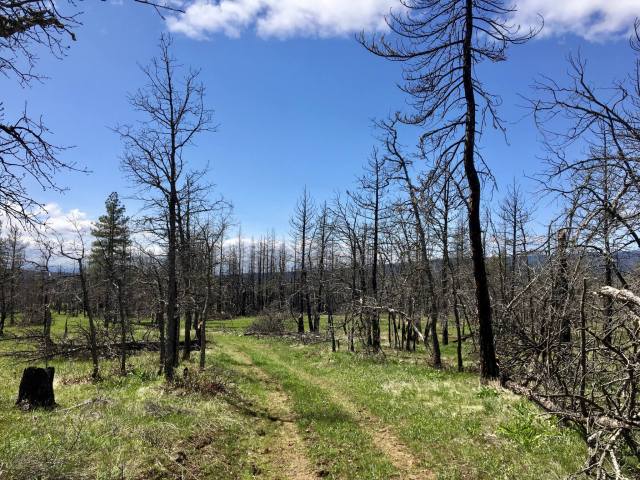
left=361, top=0, right=538, bottom=380
left=0, top=0, right=80, bottom=226
left=348, top=148, right=390, bottom=350
left=30, top=239, right=54, bottom=355
left=6, top=225, right=24, bottom=326
left=117, top=34, right=214, bottom=382
left=532, top=29, right=640, bottom=254
left=503, top=284, right=640, bottom=479
left=290, top=187, right=315, bottom=333
left=58, top=218, right=100, bottom=379
left=195, top=208, right=231, bottom=369
left=312, top=202, right=332, bottom=333
left=378, top=118, right=441, bottom=367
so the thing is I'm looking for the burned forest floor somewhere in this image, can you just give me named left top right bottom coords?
left=0, top=315, right=586, bottom=479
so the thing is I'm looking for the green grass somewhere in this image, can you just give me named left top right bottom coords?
left=209, top=316, right=255, bottom=332
left=233, top=338, right=398, bottom=479
left=0, top=352, right=264, bottom=479
left=218, top=335, right=586, bottom=480
left=0, top=315, right=270, bottom=480
left=0, top=314, right=587, bottom=479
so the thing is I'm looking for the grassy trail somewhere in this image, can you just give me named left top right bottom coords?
left=220, top=346, right=316, bottom=480
left=222, top=337, right=435, bottom=480
left=225, top=337, right=434, bottom=480
left=218, top=336, right=399, bottom=479
left=215, top=333, right=585, bottom=480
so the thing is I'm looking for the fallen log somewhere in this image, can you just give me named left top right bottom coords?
left=3, top=339, right=201, bottom=362
left=598, top=286, right=640, bottom=308
left=452, top=334, right=472, bottom=343
left=504, top=381, right=640, bottom=431
left=243, top=331, right=329, bottom=344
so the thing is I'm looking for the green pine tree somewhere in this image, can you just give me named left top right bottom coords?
left=91, top=192, right=130, bottom=373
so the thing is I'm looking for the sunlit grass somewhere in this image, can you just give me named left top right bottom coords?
left=225, top=335, right=586, bottom=480
left=0, top=320, right=265, bottom=480
left=0, top=315, right=586, bottom=480
left=234, top=338, right=398, bottom=480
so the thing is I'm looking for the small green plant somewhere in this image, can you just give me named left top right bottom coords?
left=475, top=385, right=500, bottom=399
left=497, top=401, right=560, bottom=451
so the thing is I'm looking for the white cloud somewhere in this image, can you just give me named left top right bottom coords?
left=166, top=0, right=394, bottom=39
left=0, top=203, right=92, bottom=245
left=0, top=204, right=94, bottom=265
left=41, top=203, right=93, bottom=237
left=512, top=0, right=640, bottom=40
left=167, top=0, right=263, bottom=38
left=14, top=203, right=93, bottom=251
left=166, top=0, right=640, bottom=41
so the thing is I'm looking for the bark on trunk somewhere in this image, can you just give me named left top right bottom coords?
left=462, top=0, right=499, bottom=380
left=17, top=367, right=55, bottom=408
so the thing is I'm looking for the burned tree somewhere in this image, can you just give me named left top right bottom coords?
left=117, top=34, right=214, bottom=382
left=16, top=366, right=55, bottom=409
left=378, top=118, right=441, bottom=367
left=348, top=149, right=390, bottom=350
left=0, top=0, right=79, bottom=226
left=311, top=202, right=332, bottom=334
left=290, top=188, right=315, bottom=333
left=58, top=218, right=100, bottom=380
left=361, top=0, right=538, bottom=380
left=0, top=0, right=178, bottom=228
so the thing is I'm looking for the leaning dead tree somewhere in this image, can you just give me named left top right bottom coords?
left=377, top=117, right=442, bottom=366
left=486, top=28, right=640, bottom=478
left=360, top=0, right=539, bottom=380
left=500, top=278, right=640, bottom=479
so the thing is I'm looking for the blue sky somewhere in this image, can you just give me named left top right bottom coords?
left=3, top=1, right=639, bottom=238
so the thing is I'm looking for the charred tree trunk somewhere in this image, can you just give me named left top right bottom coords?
left=462, top=0, right=498, bottom=380
left=555, top=229, right=571, bottom=343
left=117, top=280, right=127, bottom=375
left=78, top=259, right=99, bottom=380
left=183, top=310, right=193, bottom=360
left=16, top=367, right=55, bottom=409
left=166, top=173, right=179, bottom=380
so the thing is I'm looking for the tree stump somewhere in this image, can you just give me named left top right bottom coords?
left=16, top=367, right=56, bottom=409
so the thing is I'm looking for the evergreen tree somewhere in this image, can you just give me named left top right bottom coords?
left=92, top=192, right=131, bottom=373
left=92, top=192, right=130, bottom=269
